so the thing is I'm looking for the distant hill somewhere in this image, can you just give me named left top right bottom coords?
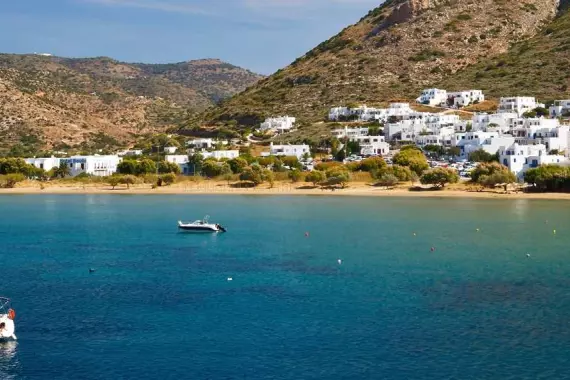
left=199, top=0, right=563, bottom=130
left=0, top=54, right=263, bottom=154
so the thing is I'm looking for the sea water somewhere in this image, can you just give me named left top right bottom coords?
left=0, top=195, right=570, bottom=379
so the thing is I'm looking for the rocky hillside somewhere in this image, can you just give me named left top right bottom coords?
left=200, top=0, right=562, bottom=128
left=440, top=2, right=570, bottom=100
left=0, top=54, right=262, bottom=154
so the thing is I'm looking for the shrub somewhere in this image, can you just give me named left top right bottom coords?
left=288, top=170, right=303, bottom=183
left=376, top=174, right=399, bottom=187
left=228, top=157, right=248, bottom=174
left=108, top=176, right=121, bottom=189
left=393, top=149, right=429, bottom=175
left=420, top=168, right=459, bottom=188
left=0, top=173, right=26, bottom=188
left=470, top=162, right=510, bottom=183
left=239, top=167, right=263, bottom=186
left=159, top=173, right=176, bottom=186
left=305, top=170, right=326, bottom=186
left=120, top=175, right=137, bottom=189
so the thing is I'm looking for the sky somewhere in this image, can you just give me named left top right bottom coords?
left=0, top=0, right=382, bottom=75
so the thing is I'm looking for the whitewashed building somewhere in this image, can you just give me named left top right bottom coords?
left=549, top=100, right=570, bottom=118
left=25, top=156, right=60, bottom=172
left=350, top=136, right=390, bottom=156
left=62, top=156, right=121, bottom=177
left=499, top=143, right=568, bottom=178
left=329, top=107, right=351, bottom=120
left=117, top=149, right=142, bottom=157
left=164, top=146, right=178, bottom=154
left=332, top=127, right=370, bottom=139
left=26, top=155, right=120, bottom=176
left=498, top=97, right=544, bottom=116
left=187, top=138, right=214, bottom=150
left=259, top=116, right=296, bottom=133
left=510, top=118, right=569, bottom=153
left=471, top=113, right=518, bottom=133
left=263, top=143, right=310, bottom=158
left=165, top=155, right=189, bottom=165
left=202, top=150, right=240, bottom=160
left=416, top=89, right=447, bottom=106
left=452, top=132, right=516, bottom=158
left=447, top=90, right=485, bottom=108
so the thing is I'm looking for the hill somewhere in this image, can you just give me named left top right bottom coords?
left=0, top=54, right=262, bottom=154
left=439, top=3, right=570, bottom=101
left=199, top=0, right=562, bottom=130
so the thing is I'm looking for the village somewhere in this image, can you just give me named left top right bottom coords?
left=13, top=88, right=570, bottom=190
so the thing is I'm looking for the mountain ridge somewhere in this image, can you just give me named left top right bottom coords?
left=0, top=54, right=263, bottom=154
left=198, top=0, right=564, bottom=131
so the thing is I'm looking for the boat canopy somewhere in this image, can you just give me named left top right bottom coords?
left=0, top=297, right=11, bottom=314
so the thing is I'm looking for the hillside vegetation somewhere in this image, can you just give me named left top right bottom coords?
left=0, top=55, right=262, bottom=154
left=199, top=0, right=562, bottom=129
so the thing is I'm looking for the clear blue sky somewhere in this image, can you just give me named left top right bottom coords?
left=0, top=0, right=382, bottom=75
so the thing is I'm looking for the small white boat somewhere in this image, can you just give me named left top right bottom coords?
left=0, top=297, right=17, bottom=341
left=178, top=215, right=227, bottom=233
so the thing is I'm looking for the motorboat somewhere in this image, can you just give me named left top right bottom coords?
left=178, top=216, right=227, bottom=233
left=0, top=298, right=16, bottom=341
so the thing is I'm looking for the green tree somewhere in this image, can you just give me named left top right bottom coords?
left=228, top=157, right=248, bottom=174
left=158, top=161, right=181, bottom=174
left=108, top=176, right=121, bottom=189
left=52, top=161, right=71, bottom=179
left=0, top=173, right=26, bottom=188
left=305, top=170, right=326, bottom=186
left=524, top=165, right=570, bottom=191
left=376, top=174, right=399, bottom=188
left=120, top=175, right=137, bottom=189
left=479, top=171, right=517, bottom=189
left=325, top=166, right=351, bottom=188
left=393, top=149, right=429, bottom=175
left=470, top=162, right=510, bottom=183
left=159, top=173, right=176, bottom=186
left=359, top=156, right=387, bottom=172
left=469, top=149, right=497, bottom=163
left=202, top=161, right=222, bottom=178
left=117, top=159, right=139, bottom=175
left=262, top=169, right=275, bottom=188
left=420, top=167, right=459, bottom=188
left=187, top=153, right=204, bottom=175
left=239, top=167, right=263, bottom=186
left=281, top=156, right=301, bottom=170
left=220, top=163, right=233, bottom=184
left=446, top=147, right=461, bottom=157
left=137, top=159, right=157, bottom=175
left=288, top=170, right=302, bottom=183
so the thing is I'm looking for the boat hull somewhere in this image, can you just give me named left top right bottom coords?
left=178, top=226, right=220, bottom=233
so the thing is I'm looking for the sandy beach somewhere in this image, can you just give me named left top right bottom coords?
left=2, top=180, right=570, bottom=200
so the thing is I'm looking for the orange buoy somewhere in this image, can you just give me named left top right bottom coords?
left=8, top=309, right=15, bottom=320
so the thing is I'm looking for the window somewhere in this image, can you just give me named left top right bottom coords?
left=81, top=163, right=85, bottom=170
left=40, top=163, right=44, bottom=169
left=69, top=163, right=73, bottom=168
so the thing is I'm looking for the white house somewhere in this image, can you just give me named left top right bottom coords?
left=329, top=107, right=351, bottom=120
left=260, top=116, right=296, bottom=133
left=332, top=127, right=370, bottom=139
left=384, top=119, right=427, bottom=142
left=452, top=132, right=516, bottom=158
left=416, top=89, right=447, bottom=106
left=263, top=143, right=310, bottom=158
left=549, top=100, right=570, bottom=118
left=498, top=97, right=544, bottom=116
left=25, top=156, right=60, bottom=172
left=499, top=143, right=568, bottom=178
left=202, top=150, right=240, bottom=160
left=187, top=138, right=214, bottom=150
left=164, top=146, right=178, bottom=154
left=117, top=149, right=142, bottom=157
left=510, top=118, right=569, bottom=153
left=447, top=90, right=485, bottom=108
left=350, top=136, right=390, bottom=156
left=61, top=156, right=121, bottom=177
left=471, top=112, right=518, bottom=133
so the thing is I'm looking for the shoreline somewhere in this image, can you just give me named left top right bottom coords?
left=3, top=182, right=570, bottom=200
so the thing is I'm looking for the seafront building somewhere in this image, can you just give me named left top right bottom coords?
left=499, top=143, right=568, bottom=178
left=25, top=155, right=121, bottom=177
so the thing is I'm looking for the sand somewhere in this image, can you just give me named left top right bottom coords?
left=2, top=181, right=570, bottom=200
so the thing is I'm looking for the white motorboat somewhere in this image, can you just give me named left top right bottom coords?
left=0, top=298, right=16, bottom=341
left=178, top=216, right=227, bottom=233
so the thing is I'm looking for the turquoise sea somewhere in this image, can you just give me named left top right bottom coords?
left=1, top=195, right=570, bottom=379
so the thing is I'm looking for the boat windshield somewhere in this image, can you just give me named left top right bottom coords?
left=0, top=297, right=10, bottom=314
